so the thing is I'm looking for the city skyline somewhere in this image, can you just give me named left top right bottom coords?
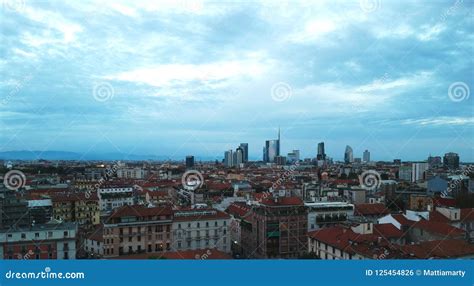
left=1, top=1, right=473, bottom=162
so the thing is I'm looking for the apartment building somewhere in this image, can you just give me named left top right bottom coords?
left=101, top=205, right=173, bottom=258
left=172, top=208, right=231, bottom=253
left=0, top=222, right=77, bottom=259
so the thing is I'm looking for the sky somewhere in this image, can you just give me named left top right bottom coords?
left=0, top=0, right=473, bottom=161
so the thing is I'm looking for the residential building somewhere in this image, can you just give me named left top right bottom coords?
left=102, top=205, right=173, bottom=258
left=172, top=208, right=231, bottom=254
left=0, top=221, right=77, bottom=259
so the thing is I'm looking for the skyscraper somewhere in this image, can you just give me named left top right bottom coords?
left=443, top=152, right=460, bottom=169
left=265, top=140, right=279, bottom=163
left=224, top=150, right=233, bottom=167
left=317, top=142, right=326, bottom=160
left=240, top=143, right=248, bottom=162
left=263, top=128, right=281, bottom=163
left=235, top=147, right=244, bottom=166
left=185, top=155, right=194, bottom=169
left=363, top=150, right=370, bottom=163
left=344, top=145, right=353, bottom=164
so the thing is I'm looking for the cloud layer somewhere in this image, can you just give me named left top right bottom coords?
left=1, top=0, right=473, bottom=161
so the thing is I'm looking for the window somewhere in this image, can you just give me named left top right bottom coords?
left=35, top=233, right=40, bottom=238
left=197, top=222, right=200, bottom=228
left=178, top=224, right=181, bottom=229
left=48, top=232, right=53, bottom=238
left=21, top=233, right=26, bottom=239
left=63, top=231, right=69, bottom=237
left=206, top=222, right=209, bottom=227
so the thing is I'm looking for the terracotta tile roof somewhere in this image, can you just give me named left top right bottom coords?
left=392, top=214, right=416, bottom=226
left=226, top=202, right=252, bottom=218
left=373, top=223, right=404, bottom=239
left=109, top=205, right=173, bottom=219
left=354, top=203, right=390, bottom=216
left=173, top=209, right=230, bottom=222
left=401, top=240, right=474, bottom=259
left=460, top=208, right=474, bottom=221
left=432, top=197, right=456, bottom=207
left=260, top=196, right=303, bottom=206
left=429, top=211, right=450, bottom=223
left=413, top=220, right=465, bottom=237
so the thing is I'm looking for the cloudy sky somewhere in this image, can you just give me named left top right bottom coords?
left=0, top=0, right=473, bottom=161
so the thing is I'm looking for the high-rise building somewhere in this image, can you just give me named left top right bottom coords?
left=235, top=147, right=244, bottom=166
left=317, top=142, right=326, bottom=160
left=239, top=143, right=248, bottom=162
left=428, top=155, right=442, bottom=168
left=224, top=150, right=233, bottom=167
left=363, top=150, right=370, bottom=163
left=292, top=150, right=300, bottom=161
left=185, top=156, right=195, bottom=169
left=443, top=152, right=460, bottom=170
left=265, top=140, right=279, bottom=163
left=412, top=162, right=429, bottom=182
left=264, top=129, right=281, bottom=163
left=344, top=145, right=353, bottom=164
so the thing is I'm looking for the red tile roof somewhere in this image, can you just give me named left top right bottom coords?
left=413, top=220, right=465, bottom=237
left=460, top=208, right=474, bottom=221
left=373, top=224, right=404, bottom=239
left=401, top=240, right=474, bottom=259
left=173, top=209, right=230, bottom=222
left=109, top=205, right=173, bottom=219
left=226, top=202, right=252, bottom=218
left=260, top=197, right=303, bottom=206
left=354, top=203, right=389, bottom=216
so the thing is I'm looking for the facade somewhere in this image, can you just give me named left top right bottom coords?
left=0, top=222, right=77, bottom=259
left=224, top=150, right=233, bottom=167
left=51, top=192, right=100, bottom=228
left=344, top=145, right=353, bottom=164
left=363, top=150, right=370, bottom=163
left=443, top=152, right=460, bottom=169
left=411, top=162, right=429, bottom=182
left=185, top=156, right=195, bottom=169
left=102, top=205, right=173, bottom=258
left=305, top=202, right=354, bottom=231
left=98, top=185, right=134, bottom=213
left=240, top=196, right=307, bottom=258
left=398, top=165, right=412, bottom=181
left=172, top=208, right=231, bottom=253
left=117, top=168, right=147, bottom=179
left=27, top=199, right=53, bottom=224
left=265, top=140, right=279, bottom=163
left=239, top=143, right=249, bottom=163
left=0, top=188, right=30, bottom=229
left=317, top=142, right=326, bottom=161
